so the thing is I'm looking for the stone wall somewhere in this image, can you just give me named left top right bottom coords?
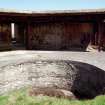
left=0, top=60, right=105, bottom=99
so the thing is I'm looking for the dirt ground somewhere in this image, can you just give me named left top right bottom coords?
left=0, top=50, right=104, bottom=70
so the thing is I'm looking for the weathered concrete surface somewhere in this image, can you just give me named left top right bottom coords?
left=0, top=51, right=105, bottom=99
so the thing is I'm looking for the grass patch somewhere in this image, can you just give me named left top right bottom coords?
left=0, top=88, right=105, bottom=105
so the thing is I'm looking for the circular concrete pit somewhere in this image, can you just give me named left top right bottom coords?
left=0, top=51, right=105, bottom=99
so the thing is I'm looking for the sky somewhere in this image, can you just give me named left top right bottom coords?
left=0, top=0, right=105, bottom=11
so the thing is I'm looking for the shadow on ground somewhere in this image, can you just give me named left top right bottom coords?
left=69, top=61, right=105, bottom=99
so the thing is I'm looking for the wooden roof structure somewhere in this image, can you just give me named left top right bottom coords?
left=0, top=8, right=105, bottom=23
left=0, top=8, right=105, bottom=16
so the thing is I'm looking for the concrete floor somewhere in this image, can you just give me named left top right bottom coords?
left=0, top=50, right=105, bottom=70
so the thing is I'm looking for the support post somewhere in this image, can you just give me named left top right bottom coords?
left=98, top=22, right=103, bottom=51
left=26, top=22, right=31, bottom=50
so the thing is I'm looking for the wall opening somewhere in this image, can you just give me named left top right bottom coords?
left=11, top=23, right=16, bottom=45
left=11, top=23, right=26, bottom=50
left=11, top=23, right=15, bottom=39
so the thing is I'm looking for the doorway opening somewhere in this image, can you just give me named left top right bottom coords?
left=11, top=23, right=26, bottom=50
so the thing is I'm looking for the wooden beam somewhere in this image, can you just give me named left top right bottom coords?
left=98, top=22, right=104, bottom=51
